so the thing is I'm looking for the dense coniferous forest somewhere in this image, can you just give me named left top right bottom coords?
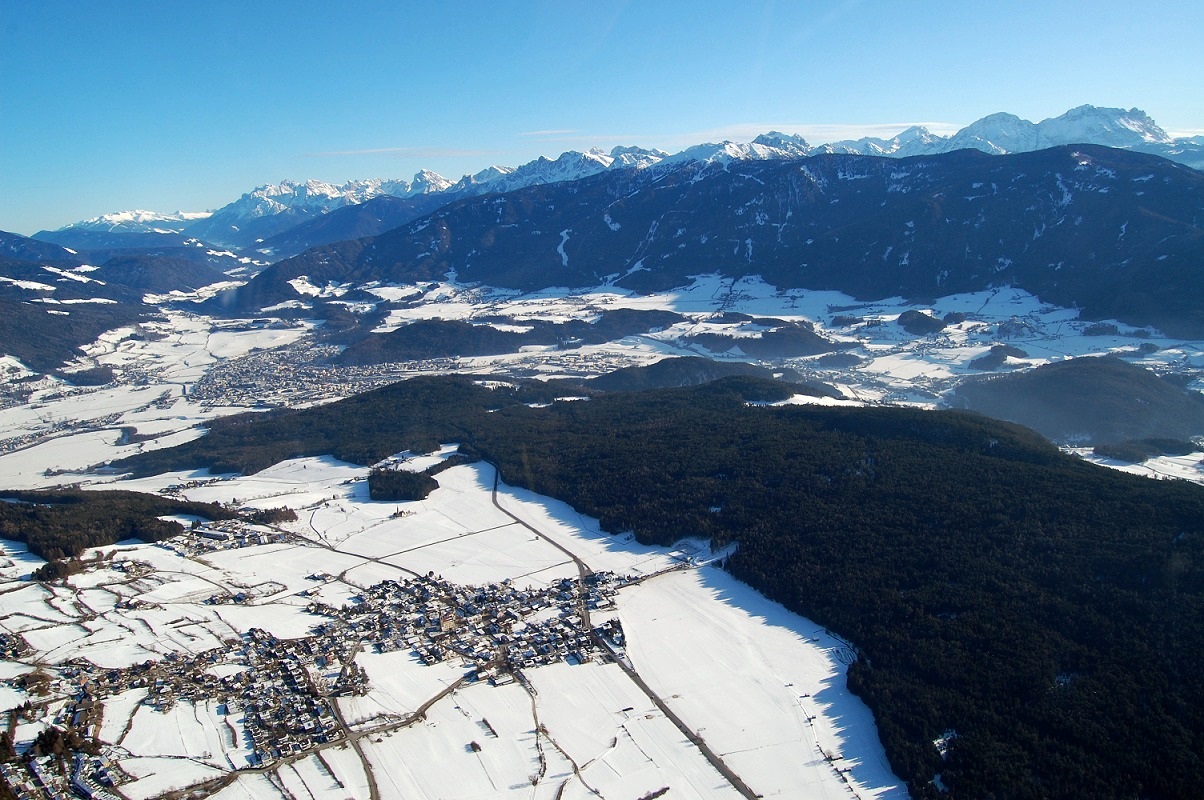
left=336, top=308, right=686, bottom=365
left=367, top=467, right=439, bottom=501
left=87, top=375, right=1204, bottom=797
left=1093, top=437, right=1200, bottom=463
left=0, top=489, right=238, bottom=562
left=681, top=320, right=843, bottom=358
left=582, top=356, right=790, bottom=392
left=366, top=452, right=481, bottom=500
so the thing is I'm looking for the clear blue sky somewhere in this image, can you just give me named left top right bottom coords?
left=2, top=0, right=1202, bottom=235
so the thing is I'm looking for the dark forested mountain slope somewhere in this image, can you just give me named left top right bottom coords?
left=955, top=356, right=1204, bottom=443
left=33, top=228, right=197, bottom=252
left=0, top=230, right=81, bottom=263
left=108, top=374, right=1204, bottom=799
left=255, top=192, right=470, bottom=258
left=92, top=254, right=228, bottom=293
left=582, top=355, right=789, bottom=392
left=335, top=308, right=686, bottom=365
left=213, top=145, right=1204, bottom=336
left=0, top=296, right=150, bottom=374
left=0, top=240, right=230, bottom=372
left=0, top=256, right=158, bottom=373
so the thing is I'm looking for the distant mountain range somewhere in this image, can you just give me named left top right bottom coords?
left=33, top=105, right=1204, bottom=256
left=213, top=143, right=1204, bottom=338
left=5, top=104, right=1204, bottom=372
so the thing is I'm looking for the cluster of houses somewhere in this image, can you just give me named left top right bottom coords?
left=21, top=759, right=71, bottom=800
left=49, top=653, right=226, bottom=711
left=69, top=753, right=120, bottom=800
left=185, top=339, right=464, bottom=409
left=0, top=762, right=49, bottom=800
left=168, top=519, right=289, bottom=557
left=0, top=632, right=27, bottom=660
left=507, top=347, right=647, bottom=380
left=180, top=319, right=662, bottom=413
left=160, top=475, right=232, bottom=497
left=309, top=571, right=625, bottom=674
left=0, top=570, right=632, bottom=785
left=1, top=409, right=123, bottom=458
left=0, top=753, right=119, bottom=800
left=240, top=691, right=341, bottom=763
left=237, top=627, right=349, bottom=764
left=8, top=380, right=177, bottom=460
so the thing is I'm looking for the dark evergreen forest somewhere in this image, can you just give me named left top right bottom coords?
left=0, top=489, right=237, bottom=561
left=32, top=375, right=1204, bottom=798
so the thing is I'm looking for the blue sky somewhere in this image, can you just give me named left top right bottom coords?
left=2, top=0, right=1202, bottom=235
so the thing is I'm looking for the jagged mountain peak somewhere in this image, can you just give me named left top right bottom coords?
left=1039, top=104, right=1171, bottom=146
left=752, top=131, right=812, bottom=152
left=609, top=145, right=668, bottom=168
left=456, top=165, right=516, bottom=189
left=610, top=144, right=669, bottom=158
left=570, top=148, right=613, bottom=165
left=661, top=136, right=813, bottom=167
left=943, top=112, right=1036, bottom=154
left=50, top=104, right=1201, bottom=253
left=892, top=125, right=940, bottom=147
left=486, top=149, right=616, bottom=189
left=894, top=125, right=934, bottom=141
left=940, top=105, right=1175, bottom=156
left=410, top=170, right=455, bottom=193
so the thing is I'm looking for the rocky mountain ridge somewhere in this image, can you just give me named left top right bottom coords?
left=214, top=144, right=1204, bottom=338
left=35, top=105, right=1204, bottom=255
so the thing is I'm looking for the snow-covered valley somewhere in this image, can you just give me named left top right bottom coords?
left=0, top=272, right=1202, bottom=800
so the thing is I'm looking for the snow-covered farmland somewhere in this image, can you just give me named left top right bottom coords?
left=0, top=453, right=905, bottom=798
left=0, top=275, right=1199, bottom=798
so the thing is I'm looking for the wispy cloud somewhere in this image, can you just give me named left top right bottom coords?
left=304, top=146, right=499, bottom=158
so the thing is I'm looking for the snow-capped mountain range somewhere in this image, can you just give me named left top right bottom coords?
left=39, top=105, right=1204, bottom=252
left=215, top=172, right=455, bottom=221
left=214, top=142, right=1204, bottom=339
left=59, top=209, right=213, bottom=235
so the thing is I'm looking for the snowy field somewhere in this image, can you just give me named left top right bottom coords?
left=1, top=275, right=1201, bottom=798
left=0, top=448, right=907, bottom=798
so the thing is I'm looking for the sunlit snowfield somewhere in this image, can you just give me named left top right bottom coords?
left=0, top=455, right=904, bottom=799
left=1, top=274, right=1203, bottom=799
